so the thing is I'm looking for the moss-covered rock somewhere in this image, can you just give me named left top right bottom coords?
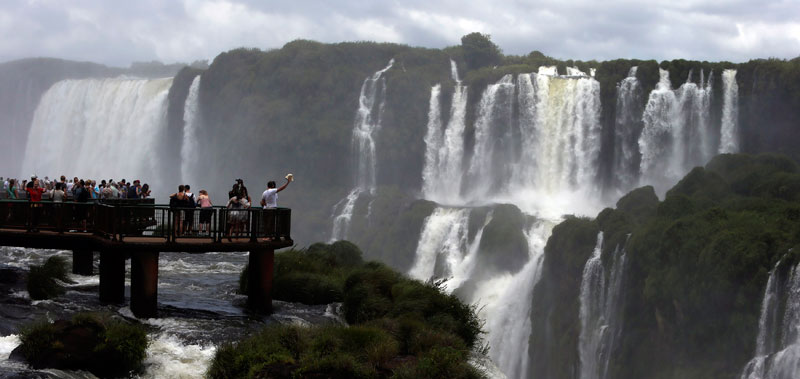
left=16, top=313, right=148, bottom=377
left=475, top=204, right=530, bottom=274
left=529, top=216, right=599, bottom=378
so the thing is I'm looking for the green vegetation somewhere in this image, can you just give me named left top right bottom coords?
left=222, top=241, right=485, bottom=378
left=27, top=255, right=74, bottom=300
left=460, top=33, right=502, bottom=71
left=18, top=312, right=148, bottom=377
left=530, top=153, right=800, bottom=379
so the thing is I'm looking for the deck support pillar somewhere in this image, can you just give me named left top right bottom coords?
left=72, top=249, right=94, bottom=276
left=99, top=250, right=125, bottom=304
left=130, top=251, right=159, bottom=318
left=247, top=248, right=274, bottom=314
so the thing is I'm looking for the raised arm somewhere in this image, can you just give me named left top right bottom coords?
left=276, top=178, right=291, bottom=193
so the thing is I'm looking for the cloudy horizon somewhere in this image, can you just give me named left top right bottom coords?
left=1, top=0, right=799, bottom=67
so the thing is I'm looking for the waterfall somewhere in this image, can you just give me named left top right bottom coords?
left=612, top=67, right=643, bottom=191
left=481, top=220, right=552, bottom=379
left=638, top=69, right=714, bottom=193
left=511, top=67, right=602, bottom=197
left=21, top=77, right=173, bottom=189
left=421, top=84, right=443, bottom=200
left=578, top=233, right=627, bottom=379
left=741, top=262, right=800, bottom=379
left=719, top=69, right=739, bottom=153
left=422, top=60, right=469, bottom=203
left=353, top=59, right=393, bottom=194
left=466, top=74, right=515, bottom=199
left=181, top=76, right=202, bottom=183
left=329, top=59, right=393, bottom=241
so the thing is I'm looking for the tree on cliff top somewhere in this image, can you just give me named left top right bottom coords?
left=461, top=32, right=502, bottom=71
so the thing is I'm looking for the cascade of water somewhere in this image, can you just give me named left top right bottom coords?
left=421, top=84, right=443, bottom=198
left=719, top=69, right=740, bottom=153
left=638, top=69, right=714, bottom=193
left=466, top=74, right=515, bottom=199
left=180, top=76, right=202, bottom=183
left=612, top=67, right=642, bottom=191
left=519, top=67, right=602, bottom=195
left=481, top=220, right=553, bottom=379
left=579, top=232, right=605, bottom=379
left=408, top=207, right=471, bottom=281
left=578, top=233, right=627, bottom=379
left=353, top=59, right=394, bottom=194
left=329, top=59, right=393, bottom=241
left=433, top=61, right=469, bottom=202
left=442, top=211, right=494, bottom=293
left=742, top=262, right=800, bottom=379
left=21, top=77, right=173, bottom=189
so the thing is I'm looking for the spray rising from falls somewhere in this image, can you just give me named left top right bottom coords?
left=422, top=60, right=468, bottom=203
left=638, top=69, right=714, bottom=193
left=181, top=76, right=202, bottom=183
left=741, top=261, right=800, bottom=379
left=330, top=59, right=394, bottom=241
left=720, top=69, right=739, bottom=154
left=578, top=233, right=627, bottom=379
left=21, top=77, right=173, bottom=185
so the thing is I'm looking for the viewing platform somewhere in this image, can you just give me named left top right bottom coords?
left=0, top=199, right=293, bottom=318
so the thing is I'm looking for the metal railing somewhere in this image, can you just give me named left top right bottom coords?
left=0, top=199, right=291, bottom=243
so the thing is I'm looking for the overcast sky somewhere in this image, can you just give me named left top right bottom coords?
left=1, top=0, right=799, bottom=67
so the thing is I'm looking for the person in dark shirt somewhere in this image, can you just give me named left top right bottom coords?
left=75, top=180, right=90, bottom=231
left=128, top=180, right=140, bottom=199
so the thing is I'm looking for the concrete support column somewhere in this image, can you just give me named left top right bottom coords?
left=130, top=251, right=159, bottom=318
left=247, top=248, right=274, bottom=314
left=72, top=250, right=94, bottom=276
left=99, top=250, right=125, bottom=304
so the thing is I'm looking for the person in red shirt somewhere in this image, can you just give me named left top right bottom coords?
left=25, top=178, right=44, bottom=232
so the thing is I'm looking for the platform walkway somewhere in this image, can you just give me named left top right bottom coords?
left=0, top=199, right=292, bottom=317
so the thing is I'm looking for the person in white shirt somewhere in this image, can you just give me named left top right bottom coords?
left=260, top=176, right=291, bottom=209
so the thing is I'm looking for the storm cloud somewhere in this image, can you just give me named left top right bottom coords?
left=1, top=0, right=799, bottom=66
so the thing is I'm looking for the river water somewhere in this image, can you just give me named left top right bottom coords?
left=0, top=247, right=342, bottom=378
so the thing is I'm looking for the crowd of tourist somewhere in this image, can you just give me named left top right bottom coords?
left=1, top=175, right=151, bottom=201
left=2, top=174, right=293, bottom=239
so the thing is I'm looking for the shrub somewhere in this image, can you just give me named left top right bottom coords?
left=223, top=242, right=486, bottom=378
